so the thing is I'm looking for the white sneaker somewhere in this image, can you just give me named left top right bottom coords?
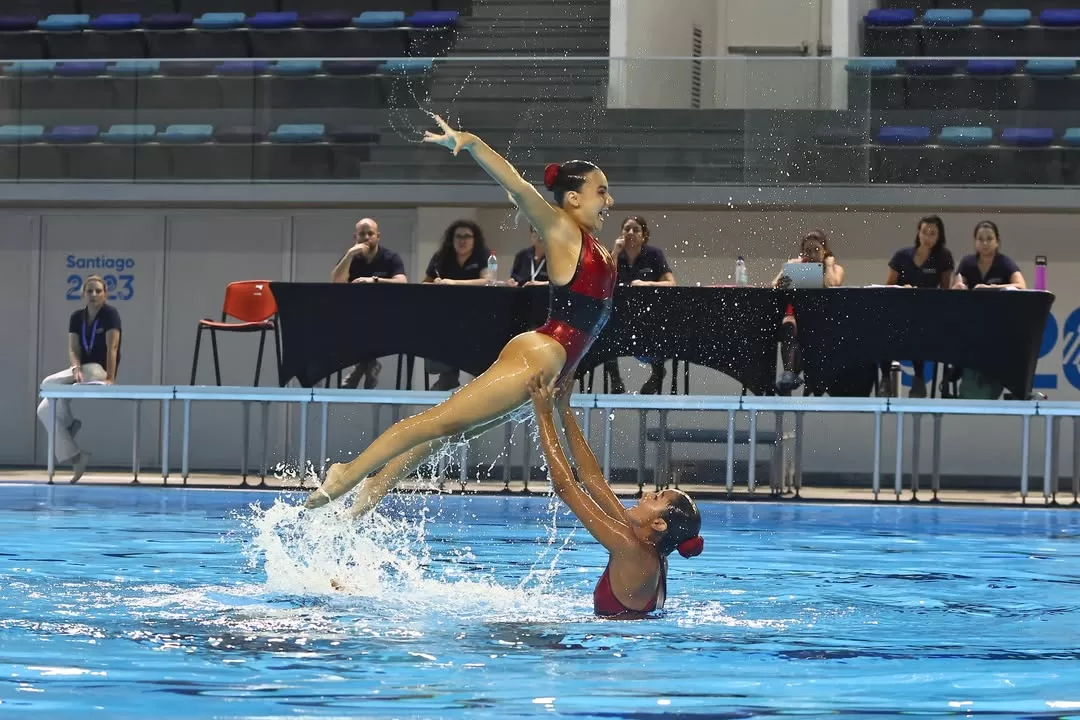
left=71, top=452, right=90, bottom=484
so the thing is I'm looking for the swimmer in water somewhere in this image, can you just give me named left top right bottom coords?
left=526, top=374, right=703, bottom=617
left=304, top=114, right=618, bottom=518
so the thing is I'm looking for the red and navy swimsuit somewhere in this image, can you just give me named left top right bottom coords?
left=534, top=231, right=617, bottom=382
left=593, top=559, right=668, bottom=617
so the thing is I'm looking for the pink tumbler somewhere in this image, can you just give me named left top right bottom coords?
left=1034, top=255, right=1047, bottom=291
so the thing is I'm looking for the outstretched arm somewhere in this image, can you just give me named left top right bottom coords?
left=423, top=114, right=577, bottom=247
left=530, top=378, right=637, bottom=555
left=557, top=399, right=628, bottom=521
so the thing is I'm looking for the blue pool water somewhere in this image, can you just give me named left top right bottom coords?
left=2, top=484, right=1080, bottom=718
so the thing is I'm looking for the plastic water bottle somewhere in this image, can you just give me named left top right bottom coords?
left=487, top=251, right=498, bottom=285
left=734, top=257, right=748, bottom=287
left=1034, top=255, right=1047, bottom=291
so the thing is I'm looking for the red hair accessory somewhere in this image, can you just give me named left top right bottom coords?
left=677, top=536, right=704, bottom=558
left=543, top=163, right=560, bottom=190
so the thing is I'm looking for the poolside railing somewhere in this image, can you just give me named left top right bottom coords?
left=38, top=385, right=1080, bottom=505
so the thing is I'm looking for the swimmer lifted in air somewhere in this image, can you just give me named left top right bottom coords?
left=305, top=114, right=618, bottom=517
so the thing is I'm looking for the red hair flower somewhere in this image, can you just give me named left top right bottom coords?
left=677, top=536, right=704, bottom=558
left=543, top=163, right=560, bottom=190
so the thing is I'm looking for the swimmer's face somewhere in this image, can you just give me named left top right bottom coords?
left=637, top=489, right=680, bottom=522
left=83, top=279, right=106, bottom=308
left=567, top=169, right=613, bottom=233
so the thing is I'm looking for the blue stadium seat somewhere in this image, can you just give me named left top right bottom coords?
left=922, top=8, right=973, bottom=26
left=270, top=59, right=322, bottom=75
left=248, top=11, right=299, bottom=29
left=1025, top=59, right=1077, bottom=75
left=0, top=16, right=45, bottom=58
left=1063, top=128, right=1080, bottom=147
left=301, top=11, right=351, bottom=29
left=269, top=124, right=326, bottom=143
left=107, top=59, right=160, bottom=75
left=194, top=12, right=245, bottom=29
left=380, top=58, right=433, bottom=74
left=980, top=9, right=1031, bottom=27
left=0, top=124, right=44, bottom=143
left=38, top=14, right=90, bottom=31
left=101, top=124, right=156, bottom=143
left=408, top=10, right=458, bottom=27
left=904, top=61, right=963, bottom=110
left=863, top=8, right=918, bottom=56
left=1039, top=9, right=1080, bottom=27
left=144, top=13, right=193, bottom=30
left=213, top=60, right=270, bottom=75
left=878, top=125, right=931, bottom=145
left=353, top=11, right=406, bottom=28
left=90, top=13, right=141, bottom=31
left=158, top=124, right=214, bottom=143
left=939, top=126, right=993, bottom=146
left=845, top=59, right=903, bottom=111
left=1001, top=128, right=1054, bottom=147
left=47, top=125, right=99, bottom=143
left=54, top=61, right=108, bottom=76
left=922, top=9, right=977, bottom=56
left=6, top=60, right=56, bottom=76
left=1039, top=9, right=1080, bottom=55
left=966, top=60, right=1020, bottom=110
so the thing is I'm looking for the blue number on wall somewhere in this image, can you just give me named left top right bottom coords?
left=103, top=274, right=118, bottom=301
left=117, top=274, right=134, bottom=301
left=1034, top=312, right=1061, bottom=390
left=65, top=274, right=82, bottom=301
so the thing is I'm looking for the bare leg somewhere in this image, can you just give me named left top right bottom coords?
left=349, top=415, right=510, bottom=518
left=306, top=332, right=565, bottom=509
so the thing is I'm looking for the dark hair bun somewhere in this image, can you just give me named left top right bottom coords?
left=677, top=536, right=704, bottom=558
left=543, top=163, right=560, bottom=191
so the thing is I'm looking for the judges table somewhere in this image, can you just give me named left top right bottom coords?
left=270, top=284, right=786, bottom=395
left=792, top=287, right=1054, bottom=400
left=269, top=283, right=1053, bottom=399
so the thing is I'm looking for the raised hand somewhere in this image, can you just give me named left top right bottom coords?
left=422, top=113, right=469, bottom=156
left=527, top=374, right=557, bottom=414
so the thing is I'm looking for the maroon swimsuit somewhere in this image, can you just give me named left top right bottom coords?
left=534, top=231, right=617, bottom=382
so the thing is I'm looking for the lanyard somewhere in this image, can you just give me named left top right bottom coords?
left=530, top=256, right=546, bottom=282
left=81, top=312, right=100, bottom=354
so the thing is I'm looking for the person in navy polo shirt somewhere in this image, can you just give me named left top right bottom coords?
left=36, top=275, right=122, bottom=483
left=883, top=215, right=955, bottom=397
left=953, top=220, right=1025, bottom=290
left=604, top=215, right=675, bottom=394
left=944, top=220, right=1026, bottom=398
left=330, top=218, right=408, bottom=389
left=507, top=226, right=550, bottom=287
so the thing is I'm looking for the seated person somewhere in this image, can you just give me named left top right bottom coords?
left=36, top=275, right=121, bottom=483
left=330, top=217, right=408, bottom=390
left=771, top=229, right=844, bottom=395
left=507, top=226, right=549, bottom=287
left=882, top=215, right=955, bottom=398
left=945, top=220, right=1027, bottom=399
left=423, top=220, right=493, bottom=391
left=603, top=215, right=676, bottom=395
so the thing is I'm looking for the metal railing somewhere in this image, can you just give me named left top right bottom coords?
left=38, top=384, right=1080, bottom=505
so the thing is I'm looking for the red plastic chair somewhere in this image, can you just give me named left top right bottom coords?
left=190, top=280, right=281, bottom=386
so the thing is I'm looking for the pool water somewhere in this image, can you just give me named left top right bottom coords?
left=2, top=484, right=1080, bottom=719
